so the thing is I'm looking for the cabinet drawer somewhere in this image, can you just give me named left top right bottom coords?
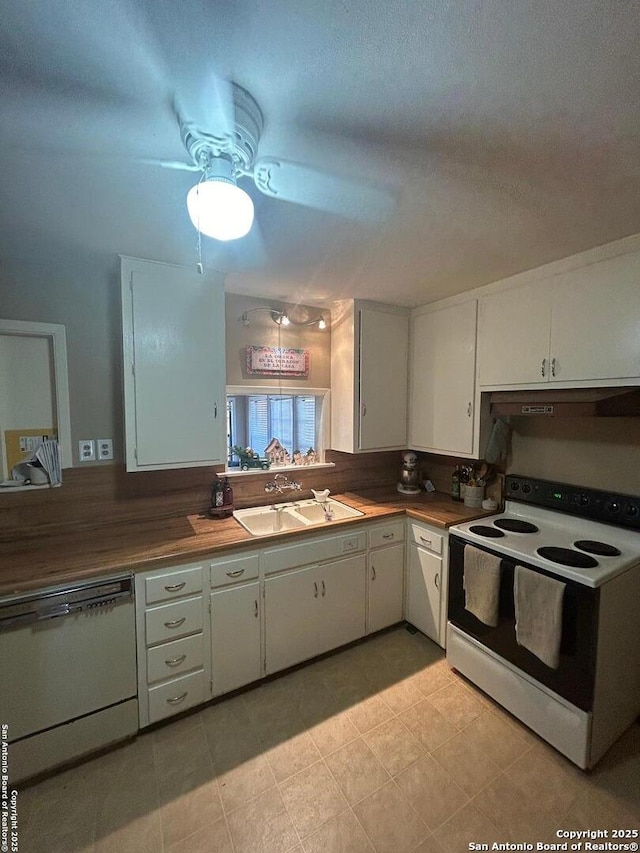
left=145, top=597, right=203, bottom=645
left=145, top=566, right=203, bottom=605
left=408, top=522, right=443, bottom=554
left=264, top=530, right=366, bottom=575
left=148, top=670, right=205, bottom=724
left=147, top=634, right=204, bottom=684
left=369, top=520, right=405, bottom=549
left=210, top=552, right=259, bottom=589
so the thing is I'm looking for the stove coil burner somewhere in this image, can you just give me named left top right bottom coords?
left=469, top=525, right=505, bottom=538
left=537, top=546, right=598, bottom=569
left=494, top=519, right=539, bottom=534
left=574, top=540, right=621, bottom=557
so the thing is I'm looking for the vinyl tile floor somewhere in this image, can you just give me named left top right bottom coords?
left=17, top=626, right=640, bottom=852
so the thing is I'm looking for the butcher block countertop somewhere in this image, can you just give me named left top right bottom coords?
left=0, top=487, right=493, bottom=596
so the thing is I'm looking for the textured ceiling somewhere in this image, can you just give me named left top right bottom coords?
left=1, top=0, right=639, bottom=307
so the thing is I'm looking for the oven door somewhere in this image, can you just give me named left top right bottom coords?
left=447, top=535, right=599, bottom=711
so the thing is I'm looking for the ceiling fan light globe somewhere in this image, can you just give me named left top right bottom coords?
left=186, top=179, right=254, bottom=241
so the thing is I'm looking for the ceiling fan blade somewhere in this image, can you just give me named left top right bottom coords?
left=252, top=157, right=396, bottom=223
left=139, top=158, right=201, bottom=172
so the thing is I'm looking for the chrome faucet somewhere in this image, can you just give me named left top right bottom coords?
left=264, top=473, right=302, bottom=494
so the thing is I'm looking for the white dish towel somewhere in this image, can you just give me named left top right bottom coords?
left=514, top=565, right=566, bottom=669
left=463, top=545, right=501, bottom=627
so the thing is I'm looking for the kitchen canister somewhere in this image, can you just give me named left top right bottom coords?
left=464, top=485, right=485, bottom=508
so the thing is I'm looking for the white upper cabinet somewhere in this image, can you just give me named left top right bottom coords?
left=409, top=300, right=479, bottom=456
left=330, top=300, right=409, bottom=453
left=478, top=280, right=553, bottom=386
left=549, top=252, right=640, bottom=382
left=478, top=247, right=640, bottom=388
left=121, top=257, right=226, bottom=472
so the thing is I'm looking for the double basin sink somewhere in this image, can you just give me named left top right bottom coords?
left=233, top=498, right=364, bottom=536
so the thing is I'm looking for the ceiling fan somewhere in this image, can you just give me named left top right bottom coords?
left=145, top=79, right=397, bottom=241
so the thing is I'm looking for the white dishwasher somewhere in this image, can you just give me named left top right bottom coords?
left=0, top=574, right=138, bottom=784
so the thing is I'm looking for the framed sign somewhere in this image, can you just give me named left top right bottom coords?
left=246, top=346, right=310, bottom=378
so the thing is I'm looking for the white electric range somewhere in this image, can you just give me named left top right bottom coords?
left=446, top=475, right=640, bottom=769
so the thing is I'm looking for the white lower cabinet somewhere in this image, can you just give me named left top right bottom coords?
left=210, top=581, right=261, bottom=696
left=405, top=520, right=449, bottom=648
left=134, top=519, right=420, bottom=726
left=367, top=520, right=405, bottom=634
left=135, top=561, right=210, bottom=727
left=265, top=564, right=323, bottom=674
left=264, top=554, right=366, bottom=674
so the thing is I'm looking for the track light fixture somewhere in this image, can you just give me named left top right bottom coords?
left=238, top=308, right=327, bottom=330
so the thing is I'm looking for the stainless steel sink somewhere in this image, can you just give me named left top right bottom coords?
left=233, top=498, right=363, bottom=536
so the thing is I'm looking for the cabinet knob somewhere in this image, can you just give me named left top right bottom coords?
left=541, top=358, right=546, bottom=377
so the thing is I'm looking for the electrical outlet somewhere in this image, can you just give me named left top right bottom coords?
left=96, top=439, right=114, bottom=460
left=78, top=440, right=95, bottom=462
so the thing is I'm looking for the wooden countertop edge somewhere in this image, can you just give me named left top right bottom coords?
left=0, top=490, right=494, bottom=596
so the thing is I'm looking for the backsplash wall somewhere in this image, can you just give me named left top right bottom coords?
left=0, top=450, right=399, bottom=541
left=417, top=416, right=640, bottom=497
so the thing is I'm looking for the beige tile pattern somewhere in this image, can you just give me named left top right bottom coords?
left=18, top=625, right=640, bottom=853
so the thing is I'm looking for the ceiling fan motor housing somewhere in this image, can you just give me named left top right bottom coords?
left=181, top=83, right=264, bottom=173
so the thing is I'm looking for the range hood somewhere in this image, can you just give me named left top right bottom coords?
left=489, top=387, right=640, bottom=417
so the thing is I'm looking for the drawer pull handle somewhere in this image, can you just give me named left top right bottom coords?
left=382, top=533, right=394, bottom=540
left=166, top=691, right=188, bottom=705
left=419, top=536, right=432, bottom=546
left=226, top=569, right=245, bottom=578
left=165, top=654, right=187, bottom=667
left=322, top=580, right=326, bottom=597
left=314, top=581, right=319, bottom=598
left=371, top=566, right=377, bottom=581
left=164, top=617, right=186, bottom=629
left=435, top=573, right=440, bottom=590
left=164, top=582, right=186, bottom=592
left=254, top=600, right=259, bottom=618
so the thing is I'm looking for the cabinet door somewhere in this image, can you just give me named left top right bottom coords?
left=210, top=582, right=261, bottom=696
left=409, top=301, right=477, bottom=454
left=318, top=554, right=366, bottom=654
left=478, top=281, right=552, bottom=386
left=550, top=252, right=640, bottom=382
left=406, top=544, right=442, bottom=644
left=359, top=308, right=408, bottom=449
left=368, top=544, right=404, bottom=634
left=264, top=566, right=319, bottom=674
left=121, top=257, right=226, bottom=471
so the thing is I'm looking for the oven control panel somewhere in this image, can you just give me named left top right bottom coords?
left=506, top=475, right=640, bottom=531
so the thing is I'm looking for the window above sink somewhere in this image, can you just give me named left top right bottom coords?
left=225, top=385, right=333, bottom=478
